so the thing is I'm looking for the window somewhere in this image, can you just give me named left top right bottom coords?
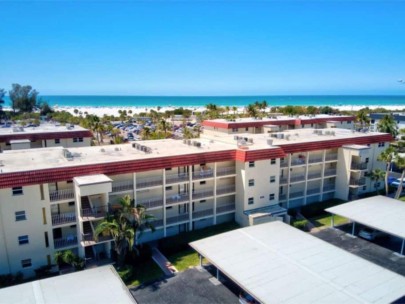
left=12, top=187, right=23, bottom=196
left=232, top=128, right=238, bottom=132
left=165, top=168, right=172, bottom=171
left=21, top=259, right=32, bottom=268
left=269, top=193, right=275, bottom=200
left=245, top=127, right=249, bottom=131
left=200, top=200, right=206, bottom=203
left=270, top=159, right=276, bottom=165
left=200, top=181, right=206, bottom=185
left=54, top=139, right=60, bottom=144
left=73, top=137, right=84, bottom=143
left=165, top=186, right=173, bottom=191
left=348, top=121, right=352, bottom=124
left=363, top=186, right=367, bottom=191
left=270, top=176, right=276, bottom=183
left=378, top=142, right=385, bottom=147
left=365, top=157, right=369, bottom=163
left=375, top=182, right=381, bottom=188
left=166, top=206, right=173, bottom=210
left=248, top=161, right=255, bottom=168
left=248, top=179, right=254, bottom=187
left=44, top=232, right=49, bottom=248
left=18, top=235, right=29, bottom=245
left=248, top=197, right=254, bottom=205
left=68, top=201, right=75, bottom=206
left=15, top=211, right=26, bottom=221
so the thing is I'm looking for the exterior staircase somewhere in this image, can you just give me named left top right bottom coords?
left=81, top=196, right=92, bottom=217
left=82, top=221, right=94, bottom=242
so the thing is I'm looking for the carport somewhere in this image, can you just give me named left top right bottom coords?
left=190, top=221, right=405, bottom=303
left=326, top=195, right=405, bottom=256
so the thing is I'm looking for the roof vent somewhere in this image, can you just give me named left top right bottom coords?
left=100, top=148, right=105, bottom=152
left=267, top=139, right=273, bottom=146
left=114, top=147, right=120, bottom=151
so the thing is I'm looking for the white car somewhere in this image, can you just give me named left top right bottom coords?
left=358, top=228, right=384, bottom=240
left=391, top=178, right=405, bottom=188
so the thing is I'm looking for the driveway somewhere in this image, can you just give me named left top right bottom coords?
left=312, top=225, right=405, bottom=277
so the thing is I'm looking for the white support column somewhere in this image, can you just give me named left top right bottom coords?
left=401, top=239, right=405, bottom=256
left=133, top=173, right=137, bottom=205
left=213, top=162, right=217, bottom=225
left=216, top=268, right=219, bottom=280
left=320, top=150, right=326, bottom=201
left=199, top=254, right=202, bottom=267
left=304, top=152, right=309, bottom=205
left=189, top=165, right=193, bottom=231
left=352, top=222, right=356, bottom=236
left=163, top=169, right=167, bottom=237
left=331, top=214, right=334, bottom=228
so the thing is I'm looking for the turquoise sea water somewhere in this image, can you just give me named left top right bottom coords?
left=4, top=95, right=405, bottom=108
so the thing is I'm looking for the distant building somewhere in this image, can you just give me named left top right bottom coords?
left=202, top=114, right=355, bottom=136
left=0, top=123, right=93, bottom=151
left=370, top=113, right=404, bottom=132
left=0, top=127, right=391, bottom=277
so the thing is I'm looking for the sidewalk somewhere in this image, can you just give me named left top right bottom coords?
left=151, top=247, right=178, bottom=277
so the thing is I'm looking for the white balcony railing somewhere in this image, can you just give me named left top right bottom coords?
left=49, top=189, right=74, bottom=202
left=165, top=173, right=189, bottom=184
left=136, top=176, right=163, bottom=189
left=216, top=203, right=235, bottom=214
left=216, top=185, right=236, bottom=195
left=112, top=180, right=133, bottom=193
left=52, top=212, right=76, bottom=226
left=54, top=236, right=78, bottom=249
left=216, top=166, right=236, bottom=177
left=192, top=189, right=214, bottom=199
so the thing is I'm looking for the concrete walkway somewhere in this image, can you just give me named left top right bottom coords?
left=151, top=247, right=178, bottom=277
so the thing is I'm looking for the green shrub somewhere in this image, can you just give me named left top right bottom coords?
left=0, top=272, right=23, bottom=288
left=292, top=219, right=309, bottom=231
left=298, top=199, right=346, bottom=218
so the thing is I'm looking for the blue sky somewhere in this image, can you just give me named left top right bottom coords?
left=0, top=0, right=404, bottom=95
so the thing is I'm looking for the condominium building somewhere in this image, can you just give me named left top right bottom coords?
left=202, top=114, right=355, bottom=136
left=0, top=123, right=93, bottom=151
left=0, top=127, right=391, bottom=277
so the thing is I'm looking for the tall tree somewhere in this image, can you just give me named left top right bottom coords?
left=0, top=89, right=5, bottom=117
left=377, top=114, right=398, bottom=138
left=246, top=104, right=258, bottom=118
left=9, top=84, right=39, bottom=113
left=378, top=146, right=396, bottom=195
left=394, top=154, right=405, bottom=199
left=369, top=168, right=385, bottom=194
left=356, top=109, right=370, bottom=129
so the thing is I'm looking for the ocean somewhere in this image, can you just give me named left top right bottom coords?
left=3, top=95, right=405, bottom=108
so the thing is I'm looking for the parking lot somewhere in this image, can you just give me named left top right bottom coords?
left=312, top=224, right=405, bottom=277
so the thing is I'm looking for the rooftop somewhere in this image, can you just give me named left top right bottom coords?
left=0, top=123, right=89, bottom=136
left=0, top=128, right=391, bottom=174
left=0, top=265, right=135, bottom=304
left=203, top=114, right=354, bottom=125
left=190, top=221, right=405, bottom=304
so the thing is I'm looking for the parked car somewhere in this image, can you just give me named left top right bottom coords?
left=358, top=228, right=384, bottom=240
left=390, top=178, right=405, bottom=188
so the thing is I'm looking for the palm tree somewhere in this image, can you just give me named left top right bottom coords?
left=94, top=214, right=134, bottom=267
left=356, top=109, right=370, bottom=130
left=159, top=119, right=170, bottom=137
left=369, top=168, right=385, bottom=194
left=232, top=106, right=238, bottom=117
left=246, top=104, right=258, bottom=118
left=394, top=154, right=405, bottom=199
left=377, top=114, right=398, bottom=138
left=141, top=127, right=151, bottom=140
left=378, top=146, right=396, bottom=195
left=260, top=100, right=268, bottom=115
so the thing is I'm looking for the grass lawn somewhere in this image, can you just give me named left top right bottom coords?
left=117, top=260, right=164, bottom=287
left=310, top=214, right=349, bottom=227
left=167, top=249, right=208, bottom=272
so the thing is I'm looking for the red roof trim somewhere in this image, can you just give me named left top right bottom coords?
left=202, top=116, right=355, bottom=129
left=0, top=132, right=392, bottom=189
left=0, top=131, right=93, bottom=143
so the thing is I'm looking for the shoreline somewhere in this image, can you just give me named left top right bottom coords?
left=4, top=105, right=405, bottom=117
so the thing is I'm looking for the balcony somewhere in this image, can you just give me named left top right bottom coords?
left=138, top=197, right=164, bottom=209
left=289, top=191, right=304, bottom=199
left=49, top=189, right=74, bottom=202
left=324, top=169, right=337, bottom=177
left=307, top=172, right=322, bottom=179
left=112, top=180, right=133, bottom=193
left=279, top=176, right=288, bottom=184
left=216, top=203, right=235, bottom=214
left=166, top=213, right=189, bottom=225
left=308, top=156, right=323, bottom=164
left=217, top=166, right=236, bottom=177
left=192, top=170, right=214, bottom=180
left=54, top=236, right=78, bottom=249
left=279, top=194, right=287, bottom=201
left=290, top=174, right=305, bottom=183
left=166, top=193, right=189, bottom=205
left=193, top=208, right=214, bottom=219
left=192, top=188, right=214, bottom=200
left=323, top=184, right=335, bottom=192
left=152, top=218, right=164, bottom=228
left=216, top=185, right=236, bottom=196
left=82, top=233, right=112, bottom=243
left=291, top=158, right=306, bottom=167
left=351, top=162, right=368, bottom=170
left=349, top=177, right=366, bottom=186
left=136, top=176, right=163, bottom=189
left=81, top=205, right=109, bottom=219
left=280, top=160, right=288, bottom=168
left=325, top=153, right=338, bottom=161
left=306, top=188, right=320, bottom=196
left=166, top=173, right=189, bottom=184
left=52, top=212, right=76, bottom=226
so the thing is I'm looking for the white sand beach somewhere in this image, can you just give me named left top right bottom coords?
left=50, top=105, right=405, bottom=117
